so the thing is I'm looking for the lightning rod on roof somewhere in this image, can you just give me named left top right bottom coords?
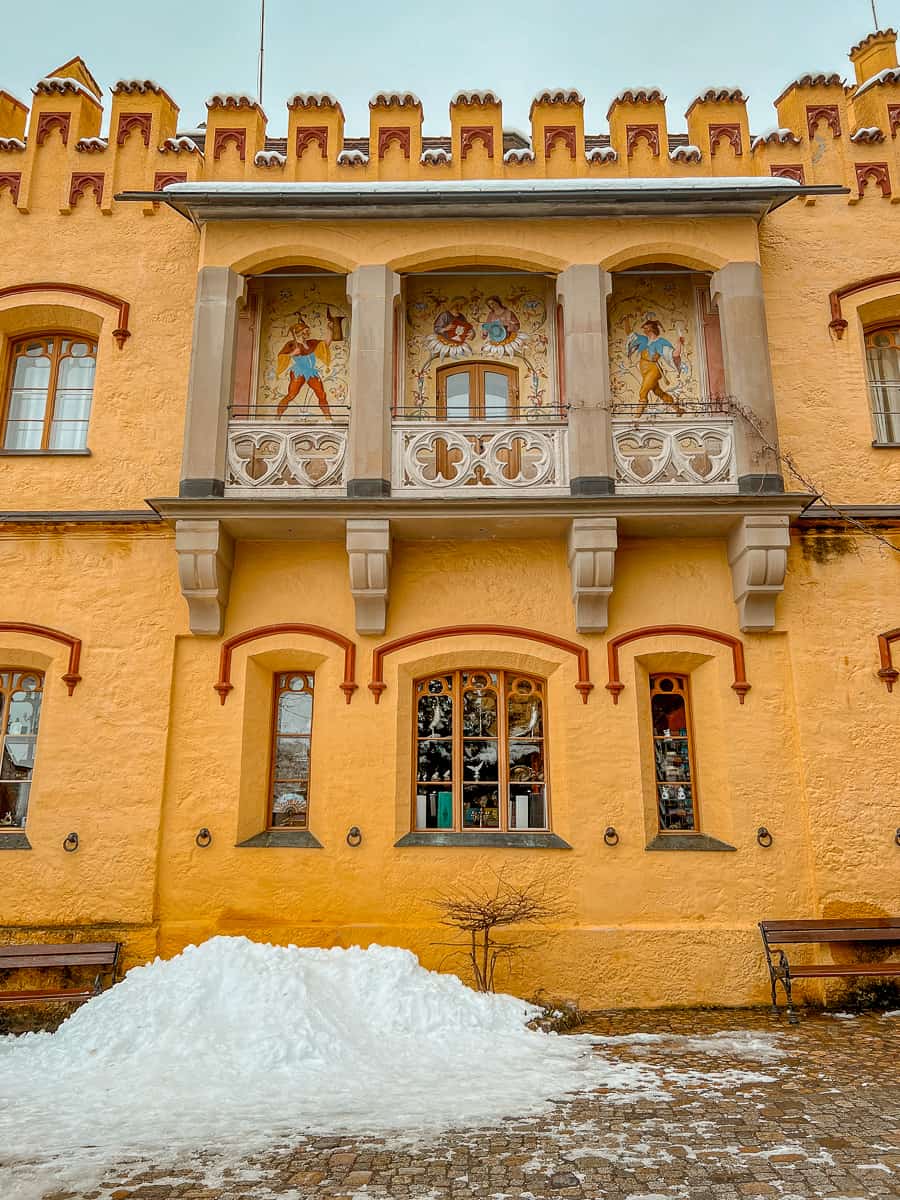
left=257, top=0, right=266, bottom=109
left=871, top=0, right=881, bottom=30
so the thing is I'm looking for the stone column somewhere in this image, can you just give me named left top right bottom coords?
left=555, top=265, right=615, bottom=496
left=180, top=267, right=246, bottom=498
left=710, top=262, right=783, bottom=494
left=346, top=265, right=401, bottom=497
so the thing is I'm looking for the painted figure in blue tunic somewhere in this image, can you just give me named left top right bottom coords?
left=626, top=319, right=685, bottom=415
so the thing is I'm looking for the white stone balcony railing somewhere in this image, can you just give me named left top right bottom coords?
left=612, top=414, right=738, bottom=494
left=225, top=418, right=348, bottom=496
left=391, top=420, right=569, bottom=494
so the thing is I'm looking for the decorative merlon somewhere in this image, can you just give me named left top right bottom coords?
left=175, top=519, right=234, bottom=636
left=567, top=518, right=617, bottom=634
left=727, top=515, right=790, bottom=633
left=346, top=519, right=391, bottom=636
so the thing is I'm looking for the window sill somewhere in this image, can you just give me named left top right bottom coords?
left=236, top=830, right=323, bottom=848
left=871, top=441, right=900, bottom=449
left=395, top=831, right=572, bottom=849
left=0, top=832, right=31, bottom=850
left=645, top=833, right=735, bottom=852
left=0, top=449, right=92, bottom=456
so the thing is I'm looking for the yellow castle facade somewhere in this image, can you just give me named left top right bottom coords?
left=1, top=31, right=899, bottom=1008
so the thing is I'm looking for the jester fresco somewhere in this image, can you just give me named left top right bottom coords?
left=256, top=280, right=351, bottom=420
left=608, top=275, right=703, bottom=414
left=406, top=277, right=553, bottom=415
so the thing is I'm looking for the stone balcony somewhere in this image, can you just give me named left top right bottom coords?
left=611, top=408, right=738, bottom=495
left=223, top=410, right=743, bottom=497
left=391, top=418, right=569, bottom=495
left=225, top=412, right=348, bottom=497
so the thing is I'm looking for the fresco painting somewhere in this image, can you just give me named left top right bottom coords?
left=256, top=278, right=351, bottom=421
left=405, top=276, right=553, bottom=416
left=608, top=275, right=704, bottom=414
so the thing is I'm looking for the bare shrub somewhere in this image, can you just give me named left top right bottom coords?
left=428, top=868, right=568, bottom=992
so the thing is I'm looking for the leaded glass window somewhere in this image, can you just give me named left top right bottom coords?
left=414, top=670, right=548, bottom=833
left=650, top=673, right=698, bottom=832
left=269, top=672, right=314, bottom=828
left=865, top=325, right=900, bottom=444
left=0, top=671, right=44, bottom=830
left=3, top=335, right=97, bottom=451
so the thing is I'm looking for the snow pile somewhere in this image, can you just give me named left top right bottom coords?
left=0, top=937, right=661, bottom=1195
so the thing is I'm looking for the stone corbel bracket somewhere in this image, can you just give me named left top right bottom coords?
left=175, top=519, right=234, bottom=636
left=347, top=518, right=391, bottom=635
left=567, top=517, right=617, bottom=633
left=727, top=515, right=789, bottom=632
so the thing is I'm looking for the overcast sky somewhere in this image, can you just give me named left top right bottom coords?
left=1, top=0, right=897, bottom=138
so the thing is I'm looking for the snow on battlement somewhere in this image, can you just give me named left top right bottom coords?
left=112, top=80, right=166, bottom=95
left=451, top=90, right=499, bottom=106
left=369, top=91, right=421, bottom=109
left=750, top=127, right=801, bottom=151
left=34, top=76, right=99, bottom=102
left=669, top=144, right=702, bottom=162
left=288, top=92, right=340, bottom=109
left=854, top=66, right=900, bottom=97
left=337, top=148, right=368, bottom=165
left=421, top=147, right=451, bottom=164
left=255, top=150, right=286, bottom=167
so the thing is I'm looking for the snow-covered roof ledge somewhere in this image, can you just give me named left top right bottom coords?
left=115, top=176, right=847, bottom=225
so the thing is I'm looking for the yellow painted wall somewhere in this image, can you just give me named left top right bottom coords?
left=1, top=44, right=899, bottom=1008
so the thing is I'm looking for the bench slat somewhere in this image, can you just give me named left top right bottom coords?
left=0, top=988, right=94, bottom=1004
left=0, top=952, right=118, bottom=969
left=0, top=942, right=118, bottom=959
left=761, top=918, right=900, bottom=932
left=788, top=963, right=900, bottom=979
left=764, top=928, right=900, bottom=944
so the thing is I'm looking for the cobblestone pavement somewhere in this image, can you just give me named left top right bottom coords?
left=23, top=1008, right=900, bottom=1200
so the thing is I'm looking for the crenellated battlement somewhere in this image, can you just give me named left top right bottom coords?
left=2, top=35, right=900, bottom=213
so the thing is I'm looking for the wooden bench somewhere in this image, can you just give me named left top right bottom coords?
left=0, top=942, right=121, bottom=1006
left=760, top=918, right=900, bottom=1021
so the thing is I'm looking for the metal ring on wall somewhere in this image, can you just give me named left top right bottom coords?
left=346, top=826, right=362, bottom=847
left=195, top=828, right=213, bottom=848
left=62, top=831, right=79, bottom=853
left=603, top=826, right=619, bottom=846
left=757, top=826, right=773, bottom=848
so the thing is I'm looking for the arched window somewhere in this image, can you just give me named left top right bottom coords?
left=0, top=670, right=44, bottom=831
left=2, top=334, right=97, bottom=451
left=436, top=362, right=519, bottom=420
left=268, top=672, right=315, bottom=828
left=865, top=325, right=900, bottom=444
left=650, top=673, right=698, bottom=832
left=414, top=670, right=548, bottom=833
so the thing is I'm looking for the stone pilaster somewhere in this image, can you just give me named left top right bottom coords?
left=346, top=266, right=400, bottom=497
left=346, top=518, right=391, bottom=635
left=555, top=265, right=615, bottom=496
left=175, top=519, right=234, bottom=635
left=567, top=517, right=617, bottom=633
left=727, top=514, right=790, bottom=632
left=180, top=266, right=246, bottom=498
left=710, top=262, right=783, bottom=494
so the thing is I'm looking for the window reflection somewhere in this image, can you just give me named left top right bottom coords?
left=270, top=672, right=314, bottom=828
left=0, top=671, right=44, bottom=830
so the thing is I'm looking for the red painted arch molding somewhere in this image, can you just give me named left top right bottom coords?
left=0, top=282, right=132, bottom=347
left=606, top=624, right=750, bottom=704
left=0, top=623, right=82, bottom=694
left=368, top=624, right=593, bottom=703
left=877, top=628, right=900, bottom=692
left=215, top=623, right=357, bottom=704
